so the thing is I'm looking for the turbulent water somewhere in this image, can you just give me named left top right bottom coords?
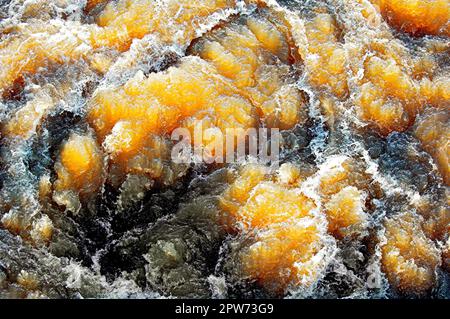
left=0, top=0, right=449, bottom=299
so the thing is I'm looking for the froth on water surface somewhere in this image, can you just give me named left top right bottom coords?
left=0, top=0, right=448, bottom=299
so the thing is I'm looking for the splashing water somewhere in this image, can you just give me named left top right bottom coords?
left=0, top=0, right=449, bottom=299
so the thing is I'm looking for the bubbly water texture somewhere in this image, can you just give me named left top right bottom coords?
left=0, top=0, right=449, bottom=298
